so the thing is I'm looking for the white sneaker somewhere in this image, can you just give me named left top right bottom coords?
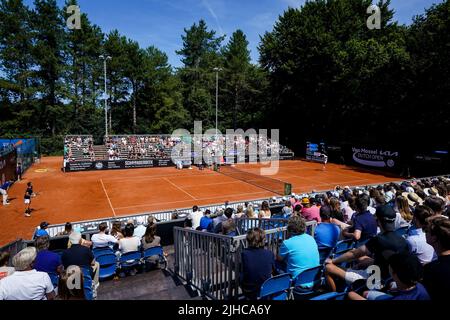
left=25, top=213, right=31, bottom=217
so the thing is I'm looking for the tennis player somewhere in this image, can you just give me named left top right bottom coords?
left=24, top=182, right=34, bottom=217
left=322, top=153, right=328, bottom=171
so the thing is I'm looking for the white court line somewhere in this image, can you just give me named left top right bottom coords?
left=163, top=177, right=198, bottom=200
left=100, top=179, right=116, bottom=217
left=114, top=190, right=271, bottom=210
left=101, top=171, right=217, bottom=183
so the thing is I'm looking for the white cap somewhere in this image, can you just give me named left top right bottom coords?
left=69, top=232, right=82, bottom=245
left=344, top=186, right=350, bottom=190
left=272, top=196, right=277, bottom=201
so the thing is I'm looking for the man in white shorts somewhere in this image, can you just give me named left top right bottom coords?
left=0, top=180, right=13, bottom=206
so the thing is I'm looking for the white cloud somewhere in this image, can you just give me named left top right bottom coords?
left=201, top=0, right=225, bottom=36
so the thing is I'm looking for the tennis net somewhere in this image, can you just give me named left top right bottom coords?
left=217, top=165, right=292, bottom=196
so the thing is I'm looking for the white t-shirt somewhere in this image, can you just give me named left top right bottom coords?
left=133, top=225, right=147, bottom=239
left=190, top=211, right=203, bottom=230
left=91, top=233, right=118, bottom=248
left=119, top=237, right=141, bottom=253
left=0, top=270, right=53, bottom=300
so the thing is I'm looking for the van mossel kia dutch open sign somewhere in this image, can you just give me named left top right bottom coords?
left=352, top=147, right=399, bottom=168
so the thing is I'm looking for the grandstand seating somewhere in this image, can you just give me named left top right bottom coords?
left=258, top=273, right=292, bottom=300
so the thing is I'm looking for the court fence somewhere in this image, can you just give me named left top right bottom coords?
left=172, top=218, right=317, bottom=300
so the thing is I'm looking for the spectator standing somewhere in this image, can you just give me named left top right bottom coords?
left=0, top=180, right=13, bottom=206
left=0, top=247, right=55, bottom=300
left=190, top=205, right=203, bottom=230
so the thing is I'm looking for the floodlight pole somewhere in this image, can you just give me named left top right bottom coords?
left=100, top=55, right=111, bottom=137
left=213, top=67, right=222, bottom=139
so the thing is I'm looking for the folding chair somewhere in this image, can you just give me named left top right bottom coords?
left=119, top=251, right=142, bottom=273
left=258, top=273, right=292, bottom=300
left=93, top=247, right=114, bottom=258
left=318, top=247, right=333, bottom=265
left=80, top=267, right=93, bottom=300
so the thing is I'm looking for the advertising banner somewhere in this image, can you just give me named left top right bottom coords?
left=64, top=154, right=295, bottom=172
left=0, top=149, right=18, bottom=184
left=344, top=145, right=401, bottom=171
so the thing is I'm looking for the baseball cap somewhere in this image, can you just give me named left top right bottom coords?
left=40, top=221, right=49, bottom=229
left=69, top=232, right=82, bottom=245
left=301, top=198, right=310, bottom=205
left=375, top=205, right=396, bottom=222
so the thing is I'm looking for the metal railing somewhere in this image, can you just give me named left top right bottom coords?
left=172, top=218, right=317, bottom=300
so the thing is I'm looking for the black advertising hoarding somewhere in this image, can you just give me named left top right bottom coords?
left=0, top=149, right=18, bottom=184
left=64, top=154, right=294, bottom=172
left=344, top=144, right=401, bottom=172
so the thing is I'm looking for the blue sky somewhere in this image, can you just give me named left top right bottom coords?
left=25, top=0, right=442, bottom=68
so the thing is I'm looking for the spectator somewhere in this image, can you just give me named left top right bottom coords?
left=118, top=224, right=140, bottom=254
left=406, top=205, right=436, bottom=264
left=240, top=228, right=275, bottom=299
left=300, top=198, right=321, bottom=223
left=110, top=221, right=124, bottom=240
left=423, top=216, right=450, bottom=300
left=329, top=197, right=344, bottom=222
left=0, top=180, right=13, bottom=206
left=424, top=196, right=446, bottom=216
left=348, top=253, right=430, bottom=300
left=57, top=266, right=85, bottom=300
left=221, top=219, right=237, bottom=236
left=314, top=206, right=341, bottom=249
left=133, top=219, right=147, bottom=239
left=57, top=222, right=73, bottom=236
left=0, top=247, right=55, bottom=300
left=212, top=208, right=227, bottom=230
left=190, top=205, right=203, bottom=230
left=342, top=194, right=377, bottom=243
left=61, top=232, right=95, bottom=270
left=199, top=209, right=213, bottom=231
left=33, top=236, right=63, bottom=286
left=141, top=222, right=161, bottom=250
left=234, top=205, right=245, bottom=218
left=394, top=196, right=413, bottom=229
left=34, top=221, right=50, bottom=238
left=245, top=205, right=256, bottom=218
left=277, top=216, right=320, bottom=280
left=214, top=208, right=234, bottom=233
left=184, top=218, right=193, bottom=230
left=0, top=252, right=14, bottom=280
left=282, top=201, right=293, bottom=218
left=325, top=205, right=410, bottom=291
left=293, top=204, right=302, bottom=217
left=342, top=194, right=356, bottom=222
left=91, top=222, right=118, bottom=249
left=258, top=201, right=271, bottom=219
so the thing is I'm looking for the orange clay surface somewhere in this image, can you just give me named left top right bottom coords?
left=0, top=156, right=399, bottom=245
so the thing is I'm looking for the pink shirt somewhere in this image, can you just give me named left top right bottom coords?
left=301, top=206, right=322, bottom=223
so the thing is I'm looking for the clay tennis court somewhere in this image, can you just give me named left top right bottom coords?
left=0, top=157, right=399, bottom=245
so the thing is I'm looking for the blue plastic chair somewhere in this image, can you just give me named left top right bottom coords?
left=119, top=251, right=142, bottom=269
left=143, top=246, right=167, bottom=269
left=93, top=247, right=114, bottom=258
left=258, top=273, right=292, bottom=300
left=96, top=254, right=118, bottom=281
left=333, top=239, right=354, bottom=255
left=80, top=267, right=93, bottom=300
left=292, top=266, right=323, bottom=297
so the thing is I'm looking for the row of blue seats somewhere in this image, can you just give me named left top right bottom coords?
left=93, top=246, right=167, bottom=281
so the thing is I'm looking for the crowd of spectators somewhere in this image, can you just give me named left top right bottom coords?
left=64, top=136, right=95, bottom=162
left=0, top=216, right=164, bottom=300
left=64, top=134, right=294, bottom=162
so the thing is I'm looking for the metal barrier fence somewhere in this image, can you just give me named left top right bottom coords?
left=173, top=218, right=317, bottom=300
left=0, top=239, right=27, bottom=265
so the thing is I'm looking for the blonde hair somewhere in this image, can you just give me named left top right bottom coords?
left=246, top=205, right=255, bottom=218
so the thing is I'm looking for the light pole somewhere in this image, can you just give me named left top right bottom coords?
left=99, top=55, right=111, bottom=137
left=213, top=67, right=222, bottom=139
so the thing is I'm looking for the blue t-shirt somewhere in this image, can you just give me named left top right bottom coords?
left=1, top=181, right=12, bottom=190
left=351, top=211, right=377, bottom=241
left=35, top=229, right=49, bottom=238
left=279, top=233, right=320, bottom=279
left=314, top=223, right=341, bottom=248
left=392, top=283, right=431, bottom=300
left=34, top=250, right=62, bottom=273
left=199, top=216, right=213, bottom=230
left=241, top=248, right=275, bottom=298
